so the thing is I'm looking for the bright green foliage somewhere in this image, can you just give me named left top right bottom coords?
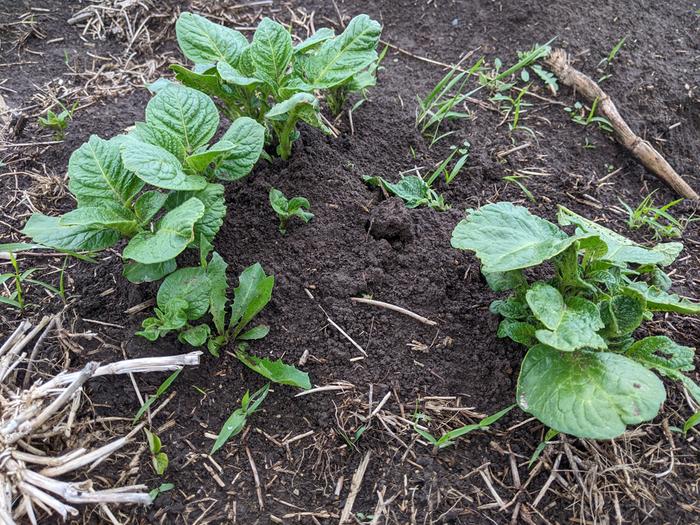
left=269, top=187, right=313, bottom=233
left=172, top=12, right=382, bottom=159
left=211, top=383, right=269, bottom=454
left=144, top=429, right=168, bottom=475
left=21, top=84, right=265, bottom=284
left=451, top=202, right=700, bottom=439
left=38, top=101, right=77, bottom=139
left=363, top=175, right=448, bottom=211
left=619, top=192, right=691, bottom=240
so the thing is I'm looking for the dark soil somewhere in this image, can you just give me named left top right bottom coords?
left=1, top=1, right=699, bottom=524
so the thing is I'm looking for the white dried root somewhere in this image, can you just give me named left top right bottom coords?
left=0, top=318, right=201, bottom=524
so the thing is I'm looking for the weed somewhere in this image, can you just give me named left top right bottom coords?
left=503, top=175, right=535, bottom=202
left=425, top=140, right=470, bottom=186
left=528, top=428, right=559, bottom=468
left=598, top=36, right=626, bottom=69
left=364, top=172, right=449, bottom=211
left=134, top=369, right=181, bottom=422
left=149, top=483, right=175, bottom=501
left=38, top=101, right=77, bottom=139
left=619, top=192, right=691, bottom=239
left=564, top=98, right=613, bottom=132
left=211, top=383, right=269, bottom=454
left=145, top=429, right=168, bottom=475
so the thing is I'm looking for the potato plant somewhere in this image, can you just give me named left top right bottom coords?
left=171, top=12, right=382, bottom=159
left=452, top=202, right=700, bottom=439
left=22, top=84, right=264, bottom=284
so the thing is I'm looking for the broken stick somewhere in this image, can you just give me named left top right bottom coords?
left=546, top=48, right=698, bottom=200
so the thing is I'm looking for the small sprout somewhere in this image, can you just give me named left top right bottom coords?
left=149, top=483, right=175, bottom=501
left=144, top=429, right=168, bottom=475
left=598, top=36, right=626, bottom=69
left=269, top=187, right=314, bottom=234
left=211, top=383, right=269, bottom=454
left=38, top=101, right=77, bottom=139
left=134, top=369, right=182, bottom=422
left=364, top=174, right=448, bottom=211
left=564, top=97, right=613, bottom=132
left=619, top=191, right=693, bottom=240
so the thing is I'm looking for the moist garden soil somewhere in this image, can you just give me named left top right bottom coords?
left=1, top=0, right=699, bottom=524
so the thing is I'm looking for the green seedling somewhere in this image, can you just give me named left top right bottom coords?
left=139, top=240, right=311, bottom=389
left=269, top=187, right=313, bottom=234
left=364, top=173, right=448, bottom=211
left=336, top=424, right=367, bottom=452
left=530, top=64, right=558, bottom=94
left=134, top=369, right=181, bottom=422
left=413, top=404, right=514, bottom=451
left=452, top=202, right=700, bottom=439
left=583, top=137, right=596, bottom=149
left=528, top=428, right=559, bottom=468
left=598, top=36, right=626, bottom=69
left=426, top=141, right=470, bottom=186
left=170, top=12, right=382, bottom=159
left=619, top=192, right=690, bottom=240
left=683, top=411, right=700, bottom=435
left=0, top=244, right=64, bottom=311
left=211, top=383, right=269, bottom=454
left=503, top=175, right=535, bottom=203
left=564, top=98, right=613, bottom=132
left=22, top=84, right=265, bottom=285
left=38, top=101, right=77, bottom=139
left=144, top=429, right=168, bottom=475
left=149, top=483, right=175, bottom=501
left=491, top=85, right=533, bottom=135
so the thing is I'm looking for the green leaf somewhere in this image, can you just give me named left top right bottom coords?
left=68, top=135, right=143, bottom=207
left=59, top=205, right=138, bottom=236
left=624, top=281, right=700, bottom=314
left=533, top=295, right=606, bottom=352
left=185, top=141, right=235, bottom=173
left=435, top=404, right=515, bottom=448
left=236, top=347, right=311, bottom=389
left=294, top=27, right=335, bottom=54
left=123, top=198, right=205, bottom=264
left=557, top=206, right=682, bottom=266
left=238, top=325, right=270, bottom=340
left=490, top=297, right=529, bottom=319
left=22, top=214, right=119, bottom=252
left=525, top=282, right=564, bottom=330
left=157, top=266, right=211, bottom=320
left=144, top=429, right=161, bottom=453
left=123, top=260, right=177, bottom=284
left=483, top=270, right=526, bottom=293
left=269, top=187, right=288, bottom=215
left=165, top=183, right=226, bottom=245
left=452, top=203, right=583, bottom=273
left=302, top=15, right=381, bottom=88
left=363, top=175, right=430, bottom=208
left=145, top=84, right=219, bottom=152
left=134, top=369, right=181, bottom=422
left=626, top=336, right=700, bottom=404
left=216, top=61, right=261, bottom=86
left=215, top=117, right=265, bottom=181
left=134, top=191, right=168, bottom=225
left=211, top=384, right=269, bottom=454
left=176, top=12, right=247, bottom=66
left=132, top=122, right=187, bottom=160
left=121, top=141, right=207, bottom=191
left=0, top=242, right=43, bottom=253
left=600, top=294, right=645, bottom=338
left=517, top=345, right=666, bottom=439
left=153, top=452, right=169, bottom=475
left=230, top=263, right=274, bottom=337
left=684, top=411, right=700, bottom=434
left=207, top=251, right=228, bottom=335
left=250, top=17, right=293, bottom=89
left=179, top=324, right=211, bottom=347
left=171, top=64, right=229, bottom=105
left=266, top=92, right=317, bottom=120
left=497, top=319, right=536, bottom=346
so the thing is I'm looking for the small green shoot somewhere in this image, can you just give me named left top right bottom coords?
left=413, top=404, right=515, bottom=451
left=144, top=429, right=168, bottom=475
left=583, top=137, right=596, bottom=149
left=269, top=187, right=314, bottom=234
left=0, top=245, right=63, bottom=311
left=134, top=369, right=182, bottom=422
left=211, top=383, right=269, bottom=454
left=364, top=173, right=448, bottom=211
left=619, top=192, right=690, bottom=240
left=528, top=428, right=559, bottom=468
left=38, top=101, right=77, bottom=139
left=503, top=175, right=536, bottom=203
left=598, top=36, right=626, bottom=69
left=683, top=411, right=700, bottom=435
left=491, top=85, right=534, bottom=135
left=564, top=98, right=613, bottom=132
left=425, top=140, right=470, bottom=186
left=336, top=424, right=367, bottom=452
left=149, top=483, right=175, bottom=501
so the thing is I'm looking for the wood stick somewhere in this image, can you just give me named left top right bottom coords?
left=339, top=451, right=371, bottom=524
left=545, top=48, right=698, bottom=200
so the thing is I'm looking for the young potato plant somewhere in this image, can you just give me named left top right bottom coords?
left=363, top=174, right=449, bottom=211
left=139, top=240, right=311, bottom=390
left=452, top=202, right=700, bottom=440
left=22, top=84, right=264, bottom=284
left=269, top=187, right=313, bottom=233
left=171, top=12, right=382, bottom=159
